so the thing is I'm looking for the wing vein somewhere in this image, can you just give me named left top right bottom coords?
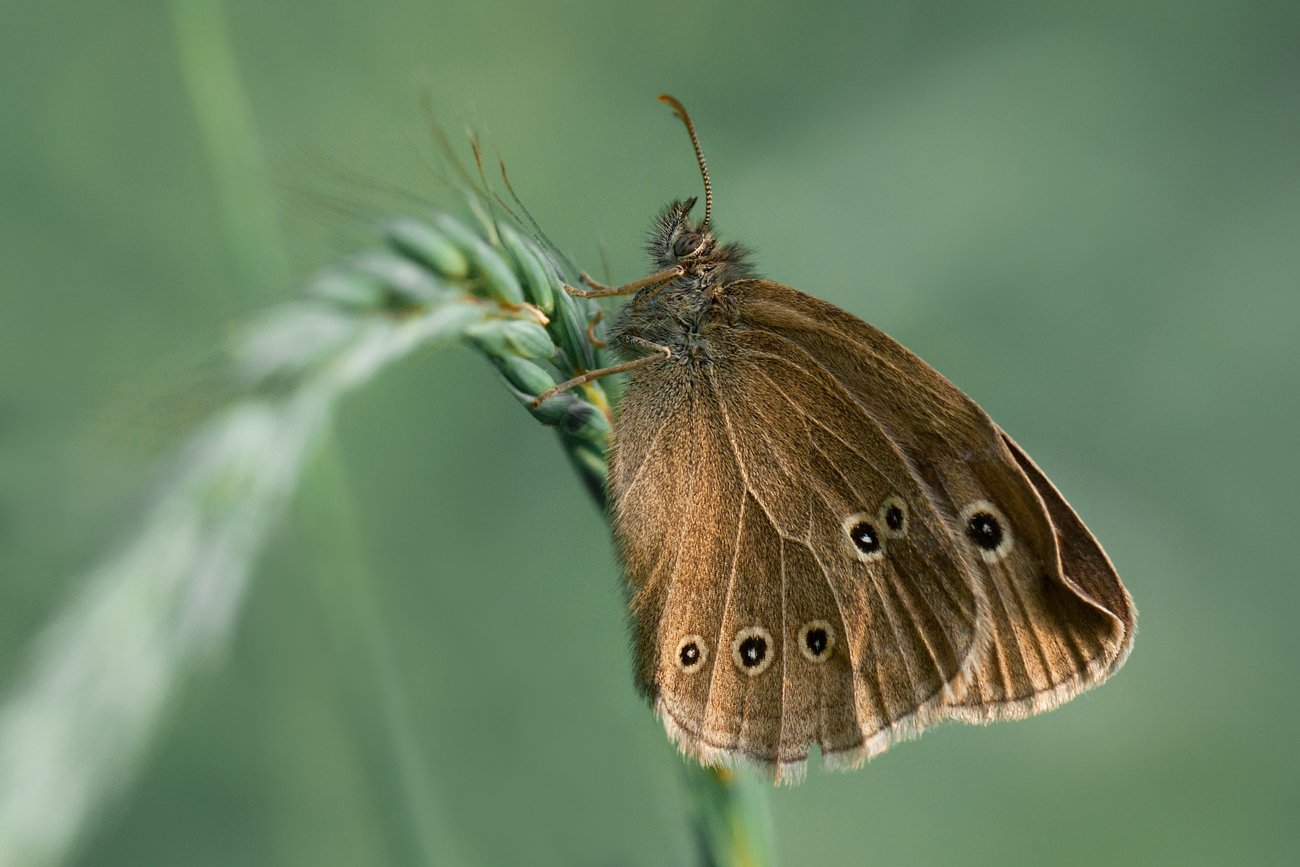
left=791, top=527, right=873, bottom=743
left=702, top=494, right=748, bottom=740
left=777, top=536, right=794, bottom=769
left=645, top=389, right=704, bottom=703
left=745, top=358, right=893, bottom=481
left=619, top=412, right=675, bottom=502
left=1003, top=568, right=1056, bottom=691
left=706, top=366, right=795, bottom=539
left=980, top=564, right=1023, bottom=700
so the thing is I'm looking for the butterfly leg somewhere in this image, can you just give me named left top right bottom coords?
left=529, top=337, right=671, bottom=407
left=586, top=308, right=608, bottom=349
left=564, top=265, right=684, bottom=298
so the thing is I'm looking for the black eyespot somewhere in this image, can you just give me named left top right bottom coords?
left=966, top=512, right=1004, bottom=550
left=885, top=505, right=904, bottom=532
left=849, top=521, right=881, bottom=554
left=679, top=641, right=701, bottom=668
left=732, top=627, right=774, bottom=674
left=877, top=497, right=909, bottom=539
left=798, top=620, right=835, bottom=662
left=959, top=501, right=1013, bottom=562
left=673, top=232, right=702, bottom=257
left=805, top=628, right=828, bottom=655
left=738, top=635, right=767, bottom=668
left=675, top=634, right=708, bottom=672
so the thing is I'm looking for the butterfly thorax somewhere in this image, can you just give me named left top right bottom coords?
left=609, top=199, right=755, bottom=362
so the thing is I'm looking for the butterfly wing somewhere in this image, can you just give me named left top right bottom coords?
left=610, top=302, right=989, bottom=780
left=956, top=430, right=1136, bottom=718
left=728, top=279, right=1135, bottom=724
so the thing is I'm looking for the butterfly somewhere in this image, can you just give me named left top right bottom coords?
left=534, top=95, right=1135, bottom=784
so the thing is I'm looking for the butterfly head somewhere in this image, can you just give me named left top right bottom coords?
left=648, top=196, right=710, bottom=263
left=648, top=95, right=755, bottom=283
left=647, top=197, right=753, bottom=281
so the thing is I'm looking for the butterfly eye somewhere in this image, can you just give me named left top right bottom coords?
left=879, top=496, right=909, bottom=537
left=731, top=626, right=775, bottom=675
left=959, top=500, right=1014, bottom=563
left=673, top=232, right=703, bottom=257
left=675, top=635, right=708, bottom=672
left=798, top=620, right=835, bottom=662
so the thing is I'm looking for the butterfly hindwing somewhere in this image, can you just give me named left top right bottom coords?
left=712, top=341, right=987, bottom=746
left=728, top=279, right=1135, bottom=722
left=611, top=316, right=988, bottom=778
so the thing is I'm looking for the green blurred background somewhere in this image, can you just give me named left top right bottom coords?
left=3, top=1, right=1297, bottom=865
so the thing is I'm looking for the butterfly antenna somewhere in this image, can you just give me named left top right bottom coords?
left=657, top=94, right=713, bottom=231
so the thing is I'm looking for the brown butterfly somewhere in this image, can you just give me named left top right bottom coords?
left=534, top=95, right=1135, bottom=784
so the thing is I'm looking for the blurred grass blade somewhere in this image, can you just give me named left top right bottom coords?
left=170, top=0, right=291, bottom=294
left=0, top=285, right=489, bottom=867
left=173, top=11, right=470, bottom=861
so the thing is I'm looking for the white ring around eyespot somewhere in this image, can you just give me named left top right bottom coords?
left=878, top=495, right=909, bottom=538
left=731, top=626, right=775, bottom=676
left=841, top=512, right=886, bottom=562
left=798, top=620, right=836, bottom=662
left=674, top=634, right=708, bottom=673
left=958, top=499, right=1015, bottom=563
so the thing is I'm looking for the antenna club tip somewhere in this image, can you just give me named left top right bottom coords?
left=657, top=93, right=688, bottom=117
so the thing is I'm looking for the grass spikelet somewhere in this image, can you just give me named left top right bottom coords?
left=0, top=204, right=770, bottom=867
